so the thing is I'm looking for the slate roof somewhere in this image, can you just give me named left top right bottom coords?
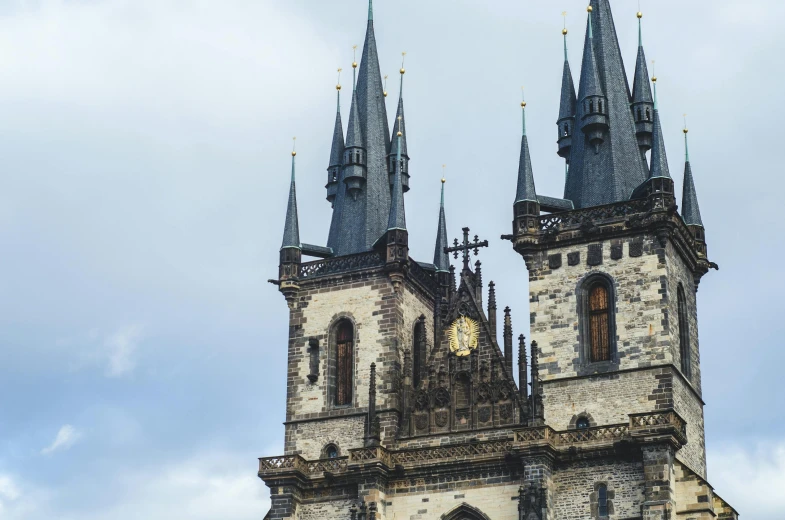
left=387, top=133, right=407, bottom=231
left=563, top=0, right=649, bottom=208
left=433, top=182, right=450, bottom=272
left=681, top=143, right=704, bottom=227
left=648, top=108, right=671, bottom=180
left=281, top=155, right=300, bottom=250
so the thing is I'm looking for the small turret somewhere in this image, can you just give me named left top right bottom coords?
left=433, top=177, right=451, bottom=298
left=279, top=140, right=302, bottom=306
left=631, top=12, right=655, bottom=156
left=513, top=96, right=540, bottom=237
left=644, top=78, right=675, bottom=199
left=579, top=6, right=609, bottom=152
left=388, top=54, right=410, bottom=192
left=326, top=69, right=345, bottom=204
left=557, top=22, right=577, bottom=161
left=343, top=52, right=367, bottom=200
left=681, top=125, right=707, bottom=257
left=384, top=118, right=408, bottom=278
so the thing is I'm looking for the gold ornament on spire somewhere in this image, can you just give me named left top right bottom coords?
left=651, top=59, right=657, bottom=82
left=683, top=114, right=689, bottom=134
left=383, top=74, right=389, bottom=97
left=521, top=86, right=526, bottom=108
left=397, top=116, right=403, bottom=137
left=336, top=68, right=342, bottom=91
left=291, top=137, right=297, bottom=157
left=400, top=52, right=406, bottom=75
left=352, top=45, right=358, bottom=69
left=637, top=0, right=642, bottom=18
left=442, top=164, right=446, bottom=183
left=587, top=5, right=593, bottom=13
left=562, top=11, right=568, bottom=35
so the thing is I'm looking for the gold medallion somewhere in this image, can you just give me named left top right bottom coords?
left=447, top=315, right=480, bottom=357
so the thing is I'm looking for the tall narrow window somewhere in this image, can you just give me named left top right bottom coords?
left=597, top=484, right=609, bottom=517
left=678, top=285, right=692, bottom=379
left=589, top=283, right=611, bottom=362
left=335, top=320, right=353, bottom=406
left=412, top=319, right=426, bottom=388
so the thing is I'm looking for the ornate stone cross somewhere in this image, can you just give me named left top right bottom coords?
left=445, top=227, right=489, bottom=272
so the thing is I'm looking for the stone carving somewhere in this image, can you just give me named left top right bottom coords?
left=435, top=410, right=449, bottom=427
left=587, top=244, right=603, bottom=266
left=548, top=254, right=562, bottom=270
left=568, top=252, right=580, bottom=266
left=629, top=240, right=644, bottom=257
left=478, top=406, right=492, bottom=423
left=611, top=244, right=623, bottom=261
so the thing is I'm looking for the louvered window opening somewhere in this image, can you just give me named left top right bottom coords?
left=589, top=284, right=611, bottom=362
left=598, top=484, right=609, bottom=517
left=336, top=322, right=353, bottom=406
left=678, top=285, right=692, bottom=379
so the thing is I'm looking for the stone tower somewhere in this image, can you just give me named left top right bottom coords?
left=261, top=1, right=737, bottom=519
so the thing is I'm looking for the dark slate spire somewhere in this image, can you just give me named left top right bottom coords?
left=281, top=144, right=301, bottom=250
left=329, top=1, right=392, bottom=255
left=433, top=178, right=450, bottom=272
left=681, top=128, right=704, bottom=227
left=631, top=12, right=655, bottom=156
left=557, top=26, right=577, bottom=162
left=648, top=81, right=671, bottom=180
left=578, top=6, right=609, bottom=153
left=387, top=123, right=407, bottom=231
left=564, top=0, right=649, bottom=208
left=326, top=72, right=345, bottom=205
left=514, top=99, right=537, bottom=204
left=389, top=57, right=410, bottom=192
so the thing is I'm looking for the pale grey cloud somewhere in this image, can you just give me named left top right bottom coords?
left=40, top=425, right=82, bottom=456
left=104, top=325, right=144, bottom=378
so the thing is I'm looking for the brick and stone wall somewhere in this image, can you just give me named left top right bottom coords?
left=552, top=459, right=645, bottom=519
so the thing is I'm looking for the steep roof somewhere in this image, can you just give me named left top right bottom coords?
left=433, top=181, right=450, bottom=272
left=681, top=134, right=704, bottom=227
left=514, top=106, right=537, bottom=204
left=281, top=154, right=300, bottom=250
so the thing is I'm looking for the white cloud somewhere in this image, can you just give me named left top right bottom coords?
left=40, top=425, right=83, bottom=456
left=709, top=439, right=785, bottom=519
left=104, top=325, right=144, bottom=378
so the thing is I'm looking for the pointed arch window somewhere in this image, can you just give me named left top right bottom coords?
left=412, top=318, right=426, bottom=388
left=335, top=320, right=354, bottom=407
left=578, top=274, right=617, bottom=369
left=598, top=484, right=609, bottom=517
left=589, top=284, right=611, bottom=362
left=678, top=284, right=692, bottom=379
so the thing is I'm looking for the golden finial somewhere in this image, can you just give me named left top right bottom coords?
left=383, top=74, right=389, bottom=97
left=651, top=59, right=656, bottom=82
left=562, top=11, right=568, bottom=35
left=336, top=68, right=342, bottom=91
left=442, top=165, right=446, bottom=184
left=683, top=113, right=689, bottom=134
left=637, top=0, right=642, bottom=18
left=397, top=116, right=403, bottom=137
left=587, top=5, right=593, bottom=13
left=521, top=86, right=526, bottom=108
left=637, top=11, right=643, bottom=19
left=291, top=137, right=297, bottom=157
left=352, top=45, right=358, bottom=69
left=400, top=52, right=407, bottom=75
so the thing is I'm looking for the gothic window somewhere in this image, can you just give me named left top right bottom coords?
left=455, top=374, right=470, bottom=409
left=335, top=320, right=354, bottom=407
left=576, top=417, right=590, bottom=430
left=589, top=100, right=594, bottom=113
left=323, top=444, right=339, bottom=459
left=598, top=484, right=609, bottom=517
left=589, top=283, right=611, bottom=362
left=355, top=151, right=361, bottom=164
left=646, top=107, right=651, bottom=120
left=412, top=318, right=426, bottom=388
left=637, top=107, right=642, bottom=121
left=598, top=100, right=603, bottom=113
left=578, top=274, right=617, bottom=368
left=678, top=284, right=692, bottom=379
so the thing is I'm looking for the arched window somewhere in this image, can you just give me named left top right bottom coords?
left=589, top=283, right=612, bottom=362
left=589, top=100, right=594, bottom=113
left=678, top=284, right=692, bottom=379
left=646, top=108, right=651, bottom=120
left=598, top=484, right=609, bottom=517
left=598, top=100, right=603, bottom=113
left=576, top=417, right=590, bottom=430
left=412, top=318, right=426, bottom=388
left=355, top=151, right=361, bottom=164
left=323, top=444, right=339, bottom=459
left=335, top=320, right=354, bottom=406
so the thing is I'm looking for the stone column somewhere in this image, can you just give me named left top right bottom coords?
left=641, top=444, right=676, bottom=520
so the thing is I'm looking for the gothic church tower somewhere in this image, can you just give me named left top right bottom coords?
left=261, top=2, right=737, bottom=519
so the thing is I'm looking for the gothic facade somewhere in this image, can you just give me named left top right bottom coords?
left=262, top=1, right=738, bottom=518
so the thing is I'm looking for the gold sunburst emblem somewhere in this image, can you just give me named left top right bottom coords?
left=447, top=315, right=480, bottom=357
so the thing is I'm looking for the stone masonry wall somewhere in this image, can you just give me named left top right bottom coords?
left=386, top=481, right=522, bottom=520
left=553, top=459, right=645, bottom=519
left=672, top=372, right=707, bottom=477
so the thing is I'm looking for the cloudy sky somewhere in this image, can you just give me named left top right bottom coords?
left=0, top=0, right=782, bottom=518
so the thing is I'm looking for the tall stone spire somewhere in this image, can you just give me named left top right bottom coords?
left=389, top=54, right=410, bottom=192
left=681, top=127, right=704, bottom=227
left=384, top=119, right=409, bottom=273
left=515, top=96, right=537, bottom=205
left=282, top=141, right=301, bottom=251
left=563, top=0, right=649, bottom=208
left=326, top=72, right=346, bottom=251
left=631, top=11, right=655, bottom=156
left=557, top=20, right=577, bottom=162
left=647, top=79, right=671, bottom=180
left=387, top=121, right=407, bottom=232
left=433, top=177, right=450, bottom=272
left=329, top=0, right=392, bottom=256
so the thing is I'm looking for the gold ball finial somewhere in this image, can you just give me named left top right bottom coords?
left=292, top=151, right=297, bottom=157
left=562, top=28, right=568, bottom=35
left=397, top=131, right=403, bottom=137
left=441, top=178, right=446, bottom=184
left=652, top=76, right=657, bottom=83
left=587, top=5, right=593, bottom=13
left=336, top=84, right=342, bottom=91
left=683, top=128, right=689, bottom=134
left=521, top=101, right=527, bottom=108
left=400, top=68, right=406, bottom=75
left=383, top=91, right=388, bottom=97
left=637, top=11, right=643, bottom=19
left=352, top=62, right=358, bottom=69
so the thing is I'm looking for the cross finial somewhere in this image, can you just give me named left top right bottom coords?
left=445, top=227, right=490, bottom=273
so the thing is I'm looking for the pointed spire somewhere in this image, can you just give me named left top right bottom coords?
left=503, top=307, right=513, bottom=377
left=648, top=78, right=671, bottom=180
left=681, top=125, right=704, bottom=227
left=515, top=94, right=537, bottom=204
left=282, top=140, right=301, bottom=250
left=387, top=118, right=406, bottom=231
left=518, top=334, right=529, bottom=403
left=368, top=0, right=373, bottom=21
left=557, top=15, right=577, bottom=161
left=326, top=69, right=345, bottom=205
left=389, top=53, right=409, bottom=191
left=488, top=281, right=497, bottom=342
left=632, top=11, right=655, bottom=154
left=433, top=175, right=450, bottom=272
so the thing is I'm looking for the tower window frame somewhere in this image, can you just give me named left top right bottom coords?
left=677, top=284, right=692, bottom=379
left=577, top=272, right=619, bottom=372
left=412, top=317, right=427, bottom=389
left=328, top=317, right=355, bottom=408
left=598, top=484, right=609, bottom=517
